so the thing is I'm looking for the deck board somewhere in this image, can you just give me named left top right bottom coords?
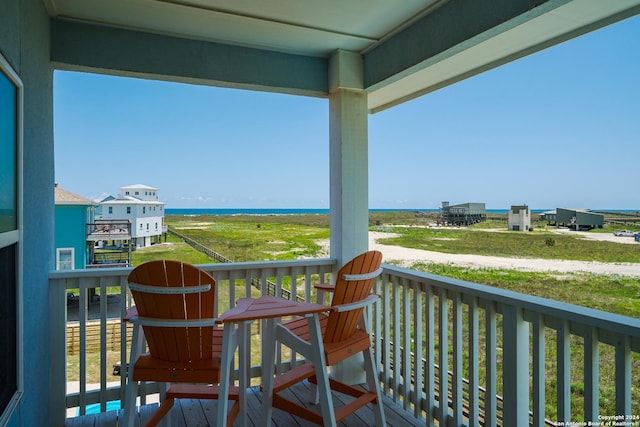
left=65, top=381, right=423, bottom=427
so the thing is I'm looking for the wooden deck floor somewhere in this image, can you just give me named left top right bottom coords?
left=64, top=381, right=423, bottom=427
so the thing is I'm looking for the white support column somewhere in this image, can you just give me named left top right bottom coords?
left=328, top=50, right=369, bottom=384
left=328, top=50, right=368, bottom=266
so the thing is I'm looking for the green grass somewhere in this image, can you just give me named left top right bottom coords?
left=131, top=232, right=216, bottom=266
left=405, top=262, right=640, bottom=321
left=165, top=214, right=329, bottom=262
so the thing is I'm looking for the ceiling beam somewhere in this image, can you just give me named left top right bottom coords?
left=50, top=19, right=329, bottom=97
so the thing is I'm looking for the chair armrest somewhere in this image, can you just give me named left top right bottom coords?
left=330, top=294, right=379, bottom=313
left=315, top=283, right=334, bottom=305
left=342, top=267, right=383, bottom=281
left=314, top=283, right=335, bottom=292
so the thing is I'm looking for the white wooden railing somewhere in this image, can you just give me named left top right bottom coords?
left=377, top=265, right=640, bottom=426
left=49, top=261, right=640, bottom=426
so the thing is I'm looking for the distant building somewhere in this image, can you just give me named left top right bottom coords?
left=97, top=184, right=165, bottom=248
left=556, top=208, right=604, bottom=230
left=54, top=184, right=97, bottom=270
left=539, top=209, right=557, bottom=224
left=508, top=205, right=531, bottom=231
left=440, top=201, right=486, bottom=226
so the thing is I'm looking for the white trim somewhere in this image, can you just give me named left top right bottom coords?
left=129, top=316, right=217, bottom=328
left=343, top=267, right=383, bottom=281
left=332, top=293, right=379, bottom=312
left=128, top=282, right=211, bottom=294
left=0, top=50, right=24, bottom=426
left=0, top=230, right=19, bottom=248
left=56, top=247, right=75, bottom=270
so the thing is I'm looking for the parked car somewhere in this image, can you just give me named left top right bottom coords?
left=613, top=230, right=635, bottom=237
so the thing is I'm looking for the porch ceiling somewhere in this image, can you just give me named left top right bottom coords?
left=43, top=0, right=439, bottom=57
left=44, top=0, right=640, bottom=112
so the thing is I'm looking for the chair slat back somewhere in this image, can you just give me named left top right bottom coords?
left=325, top=251, right=382, bottom=343
left=127, top=260, right=216, bottom=362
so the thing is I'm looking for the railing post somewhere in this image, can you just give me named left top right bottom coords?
left=557, top=320, right=571, bottom=422
left=49, top=278, right=67, bottom=427
left=502, top=305, right=529, bottom=427
left=615, top=334, right=631, bottom=417
left=584, top=326, right=599, bottom=422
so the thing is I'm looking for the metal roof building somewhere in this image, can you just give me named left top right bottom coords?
left=556, top=208, right=604, bottom=229
left=440, top=201, right=486, bottom=226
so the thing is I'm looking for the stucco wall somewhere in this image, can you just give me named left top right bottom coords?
left=0, top=0, right=53, bottom=425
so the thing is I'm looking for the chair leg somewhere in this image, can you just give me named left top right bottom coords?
left=122, top=377, right=138, bottom=427
left=159, top=383, right=171, bottom=427
left=307, top=313, right=337, bottom=427
left=238, top=321, right=250, bottom=427
left=144, top=397, right=174, bottom=427
left=363, top=347, right=386, bottom=427
left=261, top=318, right=278, bottom=427
left=123, top=324, right=143, bottom=427
left=216, top=322, right=236, bottom=427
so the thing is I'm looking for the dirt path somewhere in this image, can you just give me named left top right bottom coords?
left=365, top=231, right=640, bottom=277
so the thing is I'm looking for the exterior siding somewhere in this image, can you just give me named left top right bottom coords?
left=0, top=0, right=53, bottom=425
left=54, top=205, right=91, bottom=269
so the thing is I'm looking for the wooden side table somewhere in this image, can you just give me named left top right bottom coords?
left=216, top=296, right=328, bottom=427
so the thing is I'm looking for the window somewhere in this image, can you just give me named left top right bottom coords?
left=126, top=207, right=131, bottom=214
left=108, top=206, right=113, bottom=214
left=146, top=223, right=149, bottom=230
left=143, top=207, right=145, bottom=214
left=56, top=248, right=74, bottom=270
left=0, top=52, right=23, bottom=423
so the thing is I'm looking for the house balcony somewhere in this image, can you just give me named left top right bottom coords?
left=49, top=260, right=640, bottom=426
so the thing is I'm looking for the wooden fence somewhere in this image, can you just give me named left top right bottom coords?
left=66, top=320, right=133, bottom=355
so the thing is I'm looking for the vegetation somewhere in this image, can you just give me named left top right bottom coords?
left=165, top=214, right=329, bottom=262
left=406, top=262, right=640, bottom=319
left=131, top=232, right=215, bottom=266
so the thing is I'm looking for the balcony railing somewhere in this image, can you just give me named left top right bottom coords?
left=49, top=260, right=640, bottom=426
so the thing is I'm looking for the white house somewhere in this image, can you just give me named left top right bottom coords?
left=97, top=184, right=165, bottom=248
left=508, top=205, right=531, bottom=231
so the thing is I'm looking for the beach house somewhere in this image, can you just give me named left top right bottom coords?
left=97, top=184, right=165, bottom=248
left=54, top=184, right=97, bottom=270
left=3, top=2, right=639, bottom=426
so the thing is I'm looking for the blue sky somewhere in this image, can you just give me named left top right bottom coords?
left=54, top=15, right=640, bottom=210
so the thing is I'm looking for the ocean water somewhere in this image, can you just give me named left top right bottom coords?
left=165, top=208, right=637, bottom=216
left=165, top=208, right=558, bottom=216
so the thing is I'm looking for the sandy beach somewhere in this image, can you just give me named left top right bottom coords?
left=362, top=230, right=640, bottom=277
